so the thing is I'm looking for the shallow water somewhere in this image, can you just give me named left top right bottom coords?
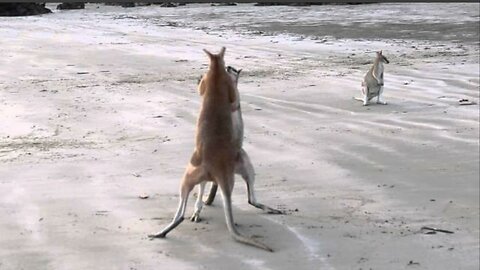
left=132, top=3, right=480, bottom=43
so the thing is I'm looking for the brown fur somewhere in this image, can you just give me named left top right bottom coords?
left=149, top=47, right=273, bottom=252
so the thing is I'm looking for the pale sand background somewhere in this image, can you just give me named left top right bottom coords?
left=0, top=3, right=479, bottom=270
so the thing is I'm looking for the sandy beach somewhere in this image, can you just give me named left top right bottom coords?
left=0, top=3, right=479, bottom=270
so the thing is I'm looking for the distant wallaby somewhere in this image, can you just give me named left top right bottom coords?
left=355, top=50, right=389, bottom=106
left=149, top=48, right=274, bottom=252
left=197, top=66, right=282, bottom=217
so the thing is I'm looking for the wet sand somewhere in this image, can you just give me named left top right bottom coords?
left=0, top=3, right=479, bottom=270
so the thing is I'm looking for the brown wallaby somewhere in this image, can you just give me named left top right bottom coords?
left=355, top=50, right=389, bottom=106
left=149, top=48, right=274, bottom=252
left=199, top=66, right=282, bottom=217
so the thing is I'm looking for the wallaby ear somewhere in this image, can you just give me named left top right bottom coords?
left=379, top=50, right=383, bottom=55
left=203, top=49, right=214, bottom=59
left=218, top=47, right=226, bottom=59
left=237, top=69, right=242, bottom=75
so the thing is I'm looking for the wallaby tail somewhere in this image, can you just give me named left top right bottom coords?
left=220, top=185, right=273, bottom=252
left=204, top=183, right=218, bottom=205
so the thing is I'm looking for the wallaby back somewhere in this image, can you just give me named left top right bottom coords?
left=195, top=47, right=237, bottom=172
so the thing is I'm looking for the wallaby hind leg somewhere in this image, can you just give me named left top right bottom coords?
left=204, top=182, right=218, bottom=205
left=360, top=82, right=369, bottom=106
left=376, top=86, right=387, bottom=105
left=218, top=177, right=274, bottom=252
left=149, top=163, right=202, bottom=238
left=363, top=87, right=369, bottom=106
left=236, top=149, right=283, bottom=214
left=190, top=181, right=206, bottom=222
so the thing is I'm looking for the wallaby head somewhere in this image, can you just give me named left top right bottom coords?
left=199, top=47, right=233, bottom=97
left=227, top=66, right=242, bottom=86
left=203, top=47, right=226, bottom=69
left=376, top=50, right=389, bottom=64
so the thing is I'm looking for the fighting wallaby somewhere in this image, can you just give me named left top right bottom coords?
left=195, top=66, right=282, bottom=220
left=149, top=48, right=275, bottom=252
left=355, top=50, right=389, bottom=106
left=203, top=66, right=242, bottom=207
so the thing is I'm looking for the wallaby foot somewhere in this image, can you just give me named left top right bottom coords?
left=190, top=182, right=206, bottom=222
left=249, top=201, right=284, bottom=214
left=148, top=217, right=185, bottom=239
left=150, top=163, right=203, bottom=239
left=190, top=212, right=201, bottom=223
left=376, top=89, right=387, bottom=105
left=230, top=231, right=274, bottom=252
left=220, top=183, right=274, bottom=252
left=354, top=96, right=369, bottom=106
left=236, top=149, right=284, bottom=215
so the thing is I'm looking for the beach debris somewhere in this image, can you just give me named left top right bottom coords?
left=407, top=260, right=420, bottom=266
left=357, top=257, right=368, bottom=263
left=159, top=2, right=178, bottom=8
left=57, top=3, right=85, bottom=10
left=76, top=72, right=89, bottom=75
left=458, top=99, right=476, bottom=105
left=95, top=210, right=109, bottom=216
left=421, top=226, right=454, bottom=234
left=211, top=3, right=237, bottom=6
left=138, top=194, right=149, bottom=200
left=132, top=173, right=141, bottom=178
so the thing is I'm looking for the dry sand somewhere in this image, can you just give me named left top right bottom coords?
left=0, top=3, right=479, bottom=270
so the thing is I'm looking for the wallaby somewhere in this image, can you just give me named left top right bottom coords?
left=149, top=48, right=274, bottom=252
left=195, top=66, right=282, bottom=221
left=203, top=66, right=242, bottom=207
left=355, top=50, right=389, bottom=106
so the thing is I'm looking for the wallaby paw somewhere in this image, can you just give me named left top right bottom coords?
left=377, top=101, right=388, bottom=105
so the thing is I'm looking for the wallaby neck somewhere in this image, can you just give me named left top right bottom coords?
left=209, top=60, right=225, bottom=73
left=373, top=59, right=384, bottom=77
